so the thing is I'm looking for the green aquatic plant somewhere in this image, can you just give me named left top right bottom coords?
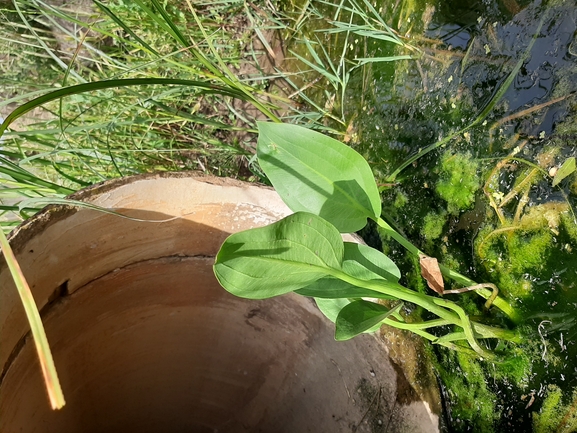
left=421, top=211, right=446, bottom=248
left=436, top=351, right=499, bottom=433
left=214, top=122, right=519, bottom=357
left=436, top=151, right=479, bottom=214
left=476, top=222, right=556, bottom=301
left=552, top=157, right=576, bottom=187
left=473, top=134, right=577, bottom=304
left=533, top=386, right=577, bottom=433
left=476, top=145, right=572, bottom=300
left=385, top=15, right=545, bottom=182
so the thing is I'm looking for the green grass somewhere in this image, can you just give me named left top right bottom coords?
left=0, top=0, right=417, bottom=231
left=0, top=0, right=278, bottom=227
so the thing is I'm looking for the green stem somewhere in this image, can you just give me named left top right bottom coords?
left=436, top=331, right=467, bottom=343
left=380, top=318, right=489, bottom=357
left=391, top=318, right=450, bottom=330
left=388, top=318, right=519, bottom=343
left=385, top=127, right=466, bottom=183
left=434, top=296, right=491, bottom=358
left=329, top=269, right=518, bottom=356
left=375, top=216, right=520, bottom=322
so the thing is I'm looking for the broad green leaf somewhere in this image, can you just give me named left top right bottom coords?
left=315, top=297, right=350, bottom=323
left=257, top=122, right=381, bottom=233
left=315, top=298, right=385, bottom=334
left=342, top=242, right=400, bottom=281
left=214, top=212, right=343, bottom=299
left=552, top=157, right=576, bottom=187
left=295, top=277, right=395, bottom=299
left=335, top=300, right=401, bottom=341
left=296, top=243, right=399, bottom=298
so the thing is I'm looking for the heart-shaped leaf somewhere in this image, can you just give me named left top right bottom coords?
left=214, top=212, right=343, bottom=299
left=257, top=122, right=381, bottom=233
left=316, top=298, right=387, bottom=334
left=296, top=243, right=399, bottom=298
left=305, top=247, right=400, bottom=329
left=314, top=298, right=351, bottom=323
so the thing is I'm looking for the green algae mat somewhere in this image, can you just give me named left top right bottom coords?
left=285, top=0, right=577, bottom=431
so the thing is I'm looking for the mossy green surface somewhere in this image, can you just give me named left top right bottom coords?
left=436, top=152, right=480, bottom=214
left=315, top=1, right=577, bottom=430
left=508, top=231, right=553, bottom=274
left=394, top=190, right=408, bottom=209
left=435, top=351, right=499, bottom=432
left=534, top=385, right=563, bottom=433
left=421, top=211, right=446, bottom=244
left=534, top=386, right=577, bottom=433
left=473, top=198, right=577, bottom=308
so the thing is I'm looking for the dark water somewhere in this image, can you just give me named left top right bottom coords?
left=354, top=0, right=577, bottom=431
left=290, top=0, right=577, bottom=431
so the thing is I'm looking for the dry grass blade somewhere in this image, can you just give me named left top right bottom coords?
left=0, top=229, right=65, bottom=410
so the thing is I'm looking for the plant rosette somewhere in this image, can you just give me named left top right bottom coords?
left=214, top=122, right=520, bottom=358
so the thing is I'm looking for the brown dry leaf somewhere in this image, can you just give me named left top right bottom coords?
left=419, top=254, right=444, bottom=295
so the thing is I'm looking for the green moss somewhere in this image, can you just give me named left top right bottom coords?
left=475, top=222, right=558, bottom=300
left=561, top=212, right=577, bottom=243
left=559, top=391, right=577, bottom=432
left=475, top=224, right=498, bottom=262
left=570, top=176, right=577, bottom=197
left=407, top=252, right=427, bottom=295
left=436, top=151, right=480, bottom=214
left=437, top=351, right=499, bottom=432
left=394, top=190, right=408, bottom=208
left=491, top=345, right=532, bottom=385
left=534, top=386, right=577, bottom=433
left=534, top=385, right=563, bottom=433
left=508, top=231, right=553, bottom=274
left=430, top=339, right=533, bottom=433
left=421, top=211, right=446, bottom=243
left=439, top=251, right=461, bottom=274
left=519, top=203, right=569, bottom=233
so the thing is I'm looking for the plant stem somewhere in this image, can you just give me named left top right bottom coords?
left=329, top=268, right=518, bottom=357
left=380, top=318, right=479, bottom=355
left=375, top=216, right=520, bottom=322
left=385, top=126, right=466, bottom=183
